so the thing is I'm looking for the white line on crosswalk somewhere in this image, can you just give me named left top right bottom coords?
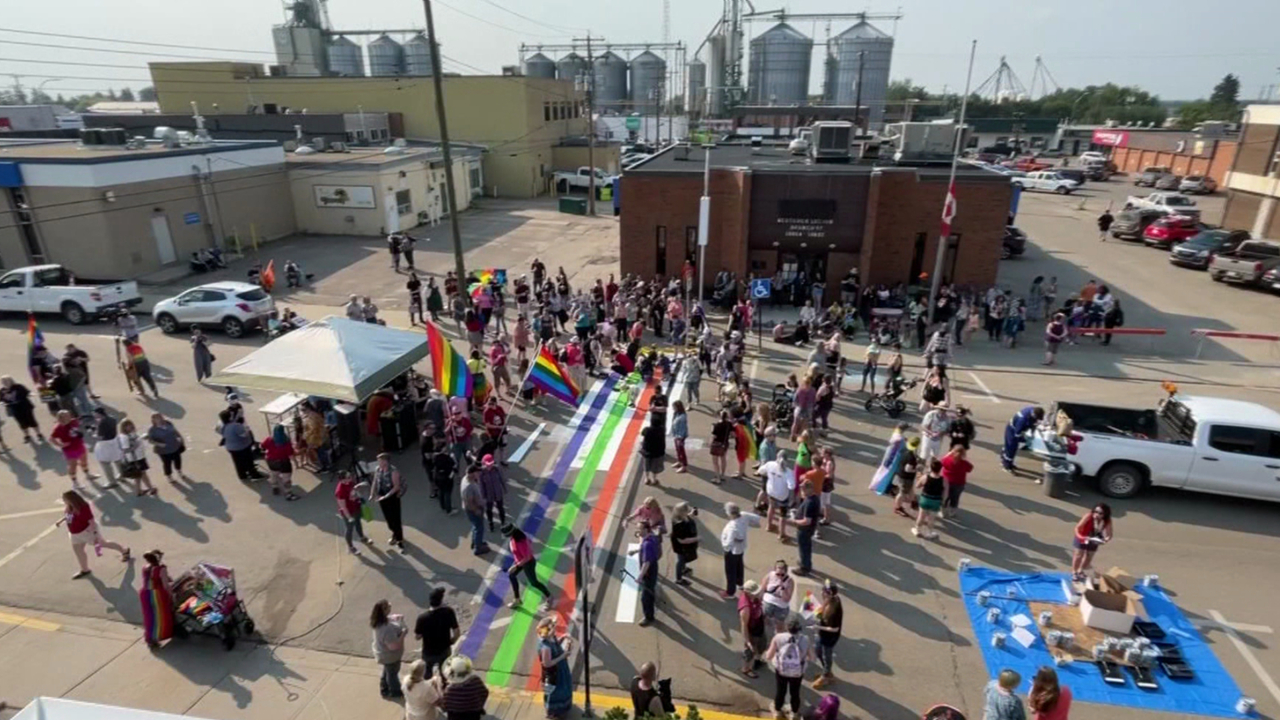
left=509, top=422, right=546, bottom=465
left=615, top=543, right=641, bottom=623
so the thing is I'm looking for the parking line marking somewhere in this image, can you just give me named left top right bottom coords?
left=1195, top=619, right=1274, bottom=634
left=508, top=422, right=546, bottom=465
left=614, top=543, right=641, bottom=624
left=1209, top=610, right=1280, bottom=707
left=0, top=611, right=60, bottom=632
left=0, top=507, right=63, bottom=522
left=0, top=524, right=58, bottom=571
left=967, top=371, right=1002, bottom=403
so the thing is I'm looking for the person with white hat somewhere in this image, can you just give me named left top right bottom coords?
left=440, top=655, right=489, bottom=720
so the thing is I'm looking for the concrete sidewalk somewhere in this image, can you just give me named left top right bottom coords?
left=0, top=605, right=751, bottom=720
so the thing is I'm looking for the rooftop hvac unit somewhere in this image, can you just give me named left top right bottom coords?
left=79, top=128, right=103, bottom=146
left=283, top=140, right=299, bottom=152
left=311, top=137, right=326, bottom=151
left=268, top=65, right=287, bottom=77
left=329, top=141, right=349, bottom=152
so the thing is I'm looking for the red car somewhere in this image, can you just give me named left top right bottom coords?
left=1143, top=215, right=1204, bottom=248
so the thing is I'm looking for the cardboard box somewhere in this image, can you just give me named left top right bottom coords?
left=1081, top=589, right=1140, bottom=634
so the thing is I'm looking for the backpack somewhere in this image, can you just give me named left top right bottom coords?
left=776, top=635, right=805, bottom=677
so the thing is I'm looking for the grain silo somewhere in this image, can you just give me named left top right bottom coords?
left=629, top=50, right=666, bottom=114
left=524, top=53, right=556, bottom=79
left=594, top=51, right=629, bottom=113
left=706, top=35, right=725, bottom=116
left=327, top=36, right=364, bottom=77
left=368, top=34, right=405, bottom=77
left=686, top=58, right=706, bottom=115
left=556, top=52, right=588, bottom=84
left=747, top=23, right=812, bottom=106
left=831, top=21, right=894, bottom=129
left=403, top=33, right=434, bottom=76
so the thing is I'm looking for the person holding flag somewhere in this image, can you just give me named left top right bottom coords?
left=733, top=417, right=759, bottom=480
left=481, top=395, right=507, bottom=466
left=524, top=345, right=582, bottom=408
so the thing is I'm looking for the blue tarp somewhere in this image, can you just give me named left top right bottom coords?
left=959, top=567, right=1247, bottom=718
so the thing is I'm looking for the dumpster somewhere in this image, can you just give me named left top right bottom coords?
left=1043, top=460, right=1073, bottom=499
left=558, top=196, right=587, bottom=215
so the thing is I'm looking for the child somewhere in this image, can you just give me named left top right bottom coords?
left=984, top=669, right=1027, bottom=720
left=818, top=447, right=836, bottom=526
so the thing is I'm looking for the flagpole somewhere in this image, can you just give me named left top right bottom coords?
left=927, top=39, right=977, bottom=326
left=505, top=340, right=543, bottom=421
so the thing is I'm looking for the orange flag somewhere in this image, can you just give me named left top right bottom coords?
left=261, top=260, right=276, bottom=292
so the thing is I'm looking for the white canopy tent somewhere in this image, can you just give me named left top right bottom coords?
left=13, top=698, right=219, bottom=720
left=203, top=316, right=429, bottom=404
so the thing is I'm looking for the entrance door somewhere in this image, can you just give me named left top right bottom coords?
left=150, top=213, right=177, bottom=265
left=778, top=253, right=827, bottom=306
left=908, top=233, right=927, bottom=284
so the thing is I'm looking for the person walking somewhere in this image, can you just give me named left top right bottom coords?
left=919, top=366, right=950, bottom=412
left=431, top=447, right=457, bottom=515
left=985, top=669, right=1028, bottom=720
left=760, top=561, right=795, bottom=634
left=219, top=409, right=264, bottom=481
left=670, top=501, right=699, bottom=586
left=388, top=233, right=403, bottom=272
left=261, top=424, right=300, bottom=501
left=62, top=344, right=98, bottom=400
left=720, top=502, right=751, bottom=598
left=414, top=587, right=460, bottom=677
left=191, top=328, right=215, bottom=382
left=91, top=407, right=122, bottom=489
left=122, top=338, right=159, bottom=398
left=478, top=454, right=507, bottom=530
left=1044, top=313, right=1069, bottom=365
left=441, top=656, right=490, bottom=720
left=1029, top=667, right=1072, bottom=720
left=536, top=617, right=575, bottom=719
left=50, top=410, right=95, bottom=486
left=1097, top=209, right=1114, bottom=242
left=793, top=483, right=821, bottom=576
left=138, top=550, right=175, bottom=648
left=812, top=580, right=843, bottom=689
left=400, top=660, right=443, bottom=720
left=1071, top=503, right=1113, bottom=581
left=635, top=521, right=662, bottom=627
left=335, top=472, right=373, bottom=554
left=371, top=600, right=408, bottom=699
left=503, top=525, right=553, bottom=611
left=1, top=375, right=43, bottom=444
left=373, top=454, right=406, bottom=551
left=401, top=234, right=416, bottom=271
left=118, top=418, right=158, bottom=497
left=57, top=490, right=129, bottom=579
left=764, top=615, right=813, bottom=720
left=940, top=442, right=974, bottom=519
left=408, top=273, right=425, bottom=325
left=737, top=580, right=767, bottom=677
left=146, top=413, right=186, bottom=484
left=461, top=466, right=488, bottom=555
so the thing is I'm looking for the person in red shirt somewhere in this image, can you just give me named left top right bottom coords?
left=482, top=396, right=508, bottom=466
left=489, top=340, right=512, bottom=396
left=939, top=442, right=973, bottom=519
left=365, top=389, right=394, bottom=437
left=447, top=405, right=473, bottom=473
left=334, top=473, right=372, bottom=554
left=261, top=424, right=300, bottom=501
left=1071, top=503, right=1113, bottom=581
left=50, top=410, right=95, bottom=485
left=56, top=490, right=128, bottom=578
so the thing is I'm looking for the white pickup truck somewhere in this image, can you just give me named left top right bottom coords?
left=0, top=264, right=142, bottom=324
left=1011, top=171, right=1079, bottom=194
left=1124, top=192, right=1200, bottom=216
left=1028, top=395, right=1280, bottom=502
left=553, top=166, right=617, bottom=195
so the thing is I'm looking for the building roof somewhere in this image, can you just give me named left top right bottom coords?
left=625, top=143, right=1009, bottom=180
left=285, top=143, right=482, bottom=168
left=84, top=101, right=160, bottom=114
left=0, top=138, right=281, bottom=163
left=1179, top=396, right=1280, bottom=428
left=968, top=117, right=1060, bottom=134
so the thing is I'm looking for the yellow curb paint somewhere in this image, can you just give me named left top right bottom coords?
left=0, top=611, right=61, bottom=632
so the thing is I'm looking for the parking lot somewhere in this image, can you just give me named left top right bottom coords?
left=0, top=187, right=1278, bottom=720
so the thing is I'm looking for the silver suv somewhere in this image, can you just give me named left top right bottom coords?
left=153, top=282, right=275, bottom=337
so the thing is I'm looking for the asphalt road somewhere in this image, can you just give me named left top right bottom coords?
left=0, top=191, right=1277, bottom=720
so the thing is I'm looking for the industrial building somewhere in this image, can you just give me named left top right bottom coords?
left=149, top=62, right=584, bottom=198
left=0, top=138, right=294, bottom=279
left=619, top=143, right=1012, bottom=291
left=1222, top=104, right=1280, bottom=238
left=83, top=112, right=396, bottom=146
left=519, top=43, right=685, bottom=119
left=1093, top=125, right=1238, bottom=187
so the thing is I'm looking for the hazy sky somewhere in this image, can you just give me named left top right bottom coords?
left=3, top=0, right=1278, bottom=103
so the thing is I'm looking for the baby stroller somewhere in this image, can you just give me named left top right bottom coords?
left=864, top=376, right=918, bottom=418
left=172, top=562, right=255, bottom=650
left=771, top=384, right=794, bottom=424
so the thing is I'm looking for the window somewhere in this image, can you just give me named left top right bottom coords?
left=544, top=103, right=551, bottom=122
left=685, top=227, right=698, bottom=262
left=1208, top=425, right=1269, bottom=457
left=656, top=226, right=668, bottom=276
left=574, top=103, right=581, bottom=119
left=0, top=273, right=23, bottom=289
left=236, top=289, right=269, bottom=301
left=1269, top=432, right=1280, bottom=459
left=469, top=165, right=481, bottom=191
left=396, top=190, right=412, bottom=215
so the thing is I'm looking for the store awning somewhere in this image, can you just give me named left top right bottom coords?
left=203, top=316, right=428, bottom=403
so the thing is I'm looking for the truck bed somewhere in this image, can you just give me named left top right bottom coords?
left=1057, top=401, right=1191, bottom=444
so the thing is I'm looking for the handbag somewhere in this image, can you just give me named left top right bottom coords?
left=360, top=502, right=374, bottom=522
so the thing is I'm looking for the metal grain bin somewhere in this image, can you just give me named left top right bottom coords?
left=747, top=22, right=812, bottom=106
left=556, top=52, right=589, bottom=84
left=831, top=21, right=894, bottom=129
left=368, top=34, right=404, bottom=77
left=525, top=53, right=557, bottom=79
left=629, top=50, right=667, bottom=115
left=404, top=33, right=435, bottom=76
left=594, top=51, right=629, bottom=112
left=327, top=36, right=364, bottom=77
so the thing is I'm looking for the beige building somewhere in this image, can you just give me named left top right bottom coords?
left=287, top=145, right=479, bottom=236
left=0, top=138, right=294, bottom=279
left=148, top=62, right=586, bottom=199
left=1223, top=104, right=1280, bottom=238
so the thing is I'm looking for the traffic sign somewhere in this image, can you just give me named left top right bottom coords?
left=750, top=278, right=772, bottom=300
left=625, top=116, right=641, bottom=131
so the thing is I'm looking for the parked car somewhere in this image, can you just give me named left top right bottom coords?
left=1002, top=226, right=1028, bottom=259
left=1012, top=171, right=1079, bottom=194
left=1027, top=395, right=1280, bottom=501
left=153, top=282, right=276, bottom=338
left=1125, top=192, right=1200, bottom=217
left=0, top=264, right=142, bottom=324
left=1208, top=240, right=1280, bottom=286
left=554, top=166, right=618, bottom=194
left=1133, top=165, right=1171, bottom=187
left=1179, top=175, right=1218, bottom=195
left=1083, top=162, right=1114, bottom=181
left=1078, top=151, right=1108, bottom=165
left=1262, top=266, right=1280, bottom=293
left=1110, top=208, right=1167, bottom=241
left=1153, top=173, right=1183, bottom=191
left=1056, top=168, right=1088, bottom=185
left=1169, top=229, right=1251, bottom=269
left=1142, top=215, right=1205, bottom=248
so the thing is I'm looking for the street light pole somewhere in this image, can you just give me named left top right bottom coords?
left=696, top=145, right=711, bottom=303
left=422, top=0, right=468, bottom=294
left=927, top=40, right=977, bottom=325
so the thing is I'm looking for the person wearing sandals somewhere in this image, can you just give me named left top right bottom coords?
left=261, top=424, right=300, bottom=501
left=57, top=490, right=130, bottom=579
left=737, top=580, right=767, bottom=678
left=1071, top=504, right=1113, bottom=582
left=51, top=410, right=95, bottom=486
left=912, top=459, right=945, bottom=540
left=118, top=418, right=157, bottom=497
left=760, top=561, right=795, bottom=634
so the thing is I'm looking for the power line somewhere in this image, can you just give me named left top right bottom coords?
left=469, top=0, right=585, bottom=34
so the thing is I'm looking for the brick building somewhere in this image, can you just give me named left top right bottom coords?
left=619, top=144, right=1013, bottom=293
left=1091, top=128, right=1238, bottom=185
left=1222, top=104, right=1280, bottom=238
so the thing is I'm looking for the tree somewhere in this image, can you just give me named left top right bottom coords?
left=1210, top=74, right=1240, bottom=108
left=1172, top=75, right=1242, bottom=129
left=887, top=78, right=929, bottom=103
left=118, top=87, right=135, bottom=102
left=138, top=86, right=157, bottom=102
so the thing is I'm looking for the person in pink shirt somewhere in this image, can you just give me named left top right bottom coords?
left=502, top=526, right=552, bottom=611
left=489, top=341, right=512, bottom=396
left=513, top=316, right=532, bottom=364
left=666, top=297, right=684, bottom=322
left=629, top=319, right=645, bottom=343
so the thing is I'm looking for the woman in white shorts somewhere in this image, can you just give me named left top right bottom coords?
left=760, top=560, right=795, bottom=633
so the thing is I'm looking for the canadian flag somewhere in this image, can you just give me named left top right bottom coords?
left=940, top=181, right=957, bottom=238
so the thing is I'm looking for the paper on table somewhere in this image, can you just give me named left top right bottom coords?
left=1010, top=613, right=1033, bottom=627
left=1011, top=626, right=1038, bottom=648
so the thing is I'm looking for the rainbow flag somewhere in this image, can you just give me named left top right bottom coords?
left=527, top=345, right=581, bottom=407
left=26, top=314, right=44, bottom=382
left=734, top=422, right=759, bottom=464
left=426, top=321, right=473, bottom=398
left=475, top=268, right=507, bottom=286
left=468, top=282, right=485, bottom=301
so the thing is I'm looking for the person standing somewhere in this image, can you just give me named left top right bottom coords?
left=940, top=442, right=973, bottom=519
left=629, top=662, right=666, bottom=720
left=671, top=401, right=689, bottom=473
left=790, top=378, right=815, bottom=441
left=1029, top=667, right=1072, bottom=720
left=912, top=460, right=945, bottom=540
left=812, top=580, right=843, bottom=689
left=414, top=587, right=460, bottom=677
left=670, top=502, right=699, bottom=586
left=371, top=600, right=408, bottom=699
left=345, top=295, right=363, bottom=321
left=122, top=338, right=159, bottom=397
left=431, top=447, right=457, bottom=515
left=760, top=561, right=795, bottom=634
left=400, top=660, right=443, bottom=720
left=50, top=410, right=95, bottom=485
left=536, top=617, right=575, bottom=719
left=427, top=278, right=445, bottom=323
left=401, top=234, right=416, bottom=270
left=335, top=472, right=373, bottom=554
left=91, top=407, right=122, bottom=489
left=461, top=466, right=488, bottom=555
left=1001, top=406, right=1045, bottom=472
left=1102, top=298, right=1124, bottom=347
left=1097, top=209, right=1115, bottom=242
left=478, top=454, right=507, bottom=530
left=503, top=525, right=553, bottom=611
left=191, top=328, right=215, bottom=382
left=737, top=580, right=767, bottom=677
left=446, top=405, right=473, bottom=472
left=362, top=296, right=379, bottom=324
left=984, top=669, right=1028, bottom=720
left=138, top=550, right=175, bottom=648
left=949, top=405, right=976, bottom=449
left=372, top=454, right=406, bottom=550
left=684, top=358, right=702, bottom=406
left=219, top=409, right=263, bottom=481
left=408, top=273, right=425, bottom=325
left=891, top=437, right=921, bottom=519
left=793, top=483, right=822, bottom=576
left=640, top=420, right=666, bottom=486
left=818, top=447, right=836, bottom=527
left=57, top=490, right=129, bottom=579
left=764, top=615, right=813, bottom=720
left=635, top=521, right=662, bottom=627
left=261, top=424, right=300, bottom=501
left=919, top=401, right=950, bottom=467
left=118, top=418, right=157, bottom=497
left=62, top=344, right=98, bottom=400
left=1070, top=504, right=1113, bottom=581
left=388, top=233, right=403, bottom=272
left=441, top=656, right=490, bottom=720
left=1044, top=313, right=1069, bottom=365
left=709, top=410, right=733, bottom=484
left=1, top=375, right=43, bottom=444
left=761, top=451, right=794, bottom=543
left=720, top=502, right=751, bottom=598
left=860, top=337, right=881, bottom=394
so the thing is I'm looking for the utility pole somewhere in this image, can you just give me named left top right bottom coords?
left=575, top=35, right=600, bottom=216
left=927, top=40, right=977, bottom=325
left=852, top=51, right=865, bottom=132
left=696, top=145, right=711, bottom=302
left=423, top=0, right=468, bottom=292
